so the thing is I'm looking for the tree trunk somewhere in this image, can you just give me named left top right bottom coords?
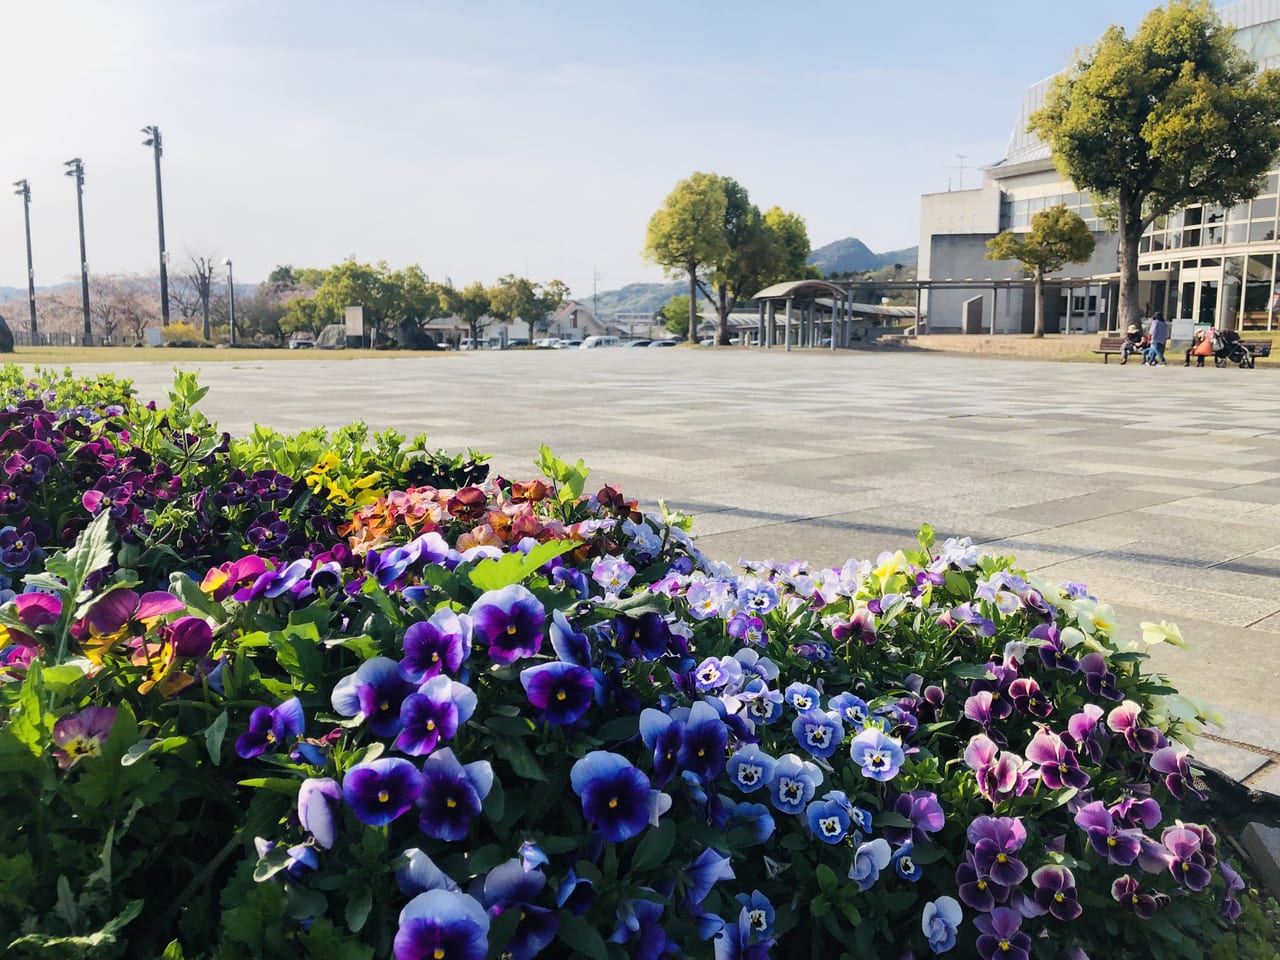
left=687, top=268, right=698, bottom=342
left=1033, top=268, right=1045, bottom=338
left=1116, top=192, right=1144, bottom=331
left=717, top=286, right=732, bottom=346
left=201, top=298, right=211, bottom=341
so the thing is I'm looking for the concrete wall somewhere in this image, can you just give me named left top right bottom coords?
left=918, top=183, right=1004, bottom=282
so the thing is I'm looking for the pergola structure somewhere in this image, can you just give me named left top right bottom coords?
left=749, top=280, right=851, bottom=350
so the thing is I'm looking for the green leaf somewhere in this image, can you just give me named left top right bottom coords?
left=169, top=571, right=227, bottom=621
left=873, top=811, right=912, bottom=828
left=120, top=735, right=189, bottom=766
left=556, top=912, right=608, bottom=960
left=162, top=939, right=186, bottom=960
left=9, top=898, right=144, bottom=951
left=238, top=777, right=304, bottom=796
left=6, top=659, right=51, bottom=758
left=345, top=886, right=373, bottom=933
left=594, top=715, right=640, bottom=742
left=253, top=845, right=294, bottom=883
left=486, top=715, right=536, bottom=738
left=810, top=895, right=831, bottom=918
left=815, top=863, right=838, bottom=895
left=205, top=711, right=229, bottom=766
left=468, top=541, right=577, bottom=592
left=630, top=819, right=676, bottom=872
left=917, top=523, right=936, bottom=550
left=943, top=570, right=971, bottom=596
left=948, top=663, right=996, bottom=681
left=492, top=736, right=546, bottom=781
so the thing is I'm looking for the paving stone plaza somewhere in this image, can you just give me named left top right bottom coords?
left=64, top=349, right=1280, bottom=792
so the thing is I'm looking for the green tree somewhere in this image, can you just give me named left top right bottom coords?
left=441, top=281, right=493, bottom=346
left=760, top=206, right=816, bottom=285
left=702, top=178, right=771, bottom=346
left=489, top=276, right=571, bottom=340
left=280, top=296, right=321, bottom=337
left=659, top=294, right=696, bottom=338
left=1029, top=0, right=1280, bottom=328
left=645, top=172, right=729, bottom=341
left=987, top=205, right=1096, bottom=337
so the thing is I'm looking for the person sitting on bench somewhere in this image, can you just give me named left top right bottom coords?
left=1120, top=324, right=1146, bottom=365
left=1185, top=329, right=1212, bottom=367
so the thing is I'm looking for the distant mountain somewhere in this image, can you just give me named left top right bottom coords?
left=808, top=238, right=918, bottom=275
left=580, top=281, right=714, bottom=320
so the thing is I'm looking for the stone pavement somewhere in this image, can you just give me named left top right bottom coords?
left=52, top=349, right=1280, bottom=793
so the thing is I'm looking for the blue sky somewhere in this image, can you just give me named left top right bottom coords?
left=1, top=1, right=1161, bottom=299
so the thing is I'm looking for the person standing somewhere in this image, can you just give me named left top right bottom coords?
left=1144, top=312, right=1169, bottom=366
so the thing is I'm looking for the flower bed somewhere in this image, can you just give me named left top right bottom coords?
left=0, top=366, right=1263, bottom=960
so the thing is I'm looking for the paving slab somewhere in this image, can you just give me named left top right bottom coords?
left=1190, top=738, right=1272, bottom=782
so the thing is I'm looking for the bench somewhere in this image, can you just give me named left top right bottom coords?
left=1241, top=339, right=1273, bottom=359
left=1095, top=336, right=1139, bottom=363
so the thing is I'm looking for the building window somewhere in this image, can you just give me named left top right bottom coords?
left=1227, top=222, right=1249, bottom=244
left=1250, top=221, right=1276, bottom=242
left=1252, top=196, right=1276, bottom=219
left=1244, top=253, right=1275, bottom=329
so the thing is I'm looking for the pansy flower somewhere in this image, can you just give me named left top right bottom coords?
left=792, top=709, right=843, bottom=759
left=726, top=744, right=777, bottom=794
left=418, top=748, right=493, bottom=841
left=849, top=726, right=904, bottom=782
left=882, top=790, right=945, bottom=845
left=806, top=797, right=850, bottom=844
left=395, top=676, right=476, bottom=756
left=685, top=848, right=735, bottom=908
left=921, top=896, right=962, bottom=955
left=520, top=661, right=595, bottom=726
left=51, top=706, right=117, bottom=769
left=1025, top=728, right=1090, bottom=790
left=399, top=608, right=473, bottom=682
left=570, top=751, right=668, bottom=843
left=298, top=777, right=342, bottom=849
left=343, top=757, right=424, bottom=827
left=782, top=682, right=820, bottom=713
left=1073, top=801, right=1142, bottom=865
left=235, top=697, right=305, bottom=759
left=394, top=889, right=490, bottom=960
left=640, top=707, right=685, bottom=787
left=968, top=816, right=1028, bottom=886
left=481, top=858, right=559, bottom=960
left=828, top=692, right=870, bottom=729
left=470, top=584, right=546, bottom=664
left=849, top=837, right=892, bottom=891
left=1030, top=865, right=1082, bottom=921
left=332, top=657, right=416, bottom=738
left=677, top=701, right=727, bottom=781
left=769, top=753, right=822, bottom=815
left=1151, top=745, right=1206, bottom=800
left=892, top=841, right=922, bottom=881
left=974, top=907, right=1030, bottom=960
left=1111, top=874, right=1169, bottom=918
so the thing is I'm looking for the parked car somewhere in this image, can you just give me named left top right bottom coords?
left=288, top=338, right=315, bottom=350
left=648, top=340, right=678, bottom=348
left=533, top=338, right=562, bottom=349
left=560, top=339, right=583, bottom=349
left=459, top=339, right=476, bottom=350
left=622, top=339, right=652, bottom=348
left=580, top=336, right=620, bottom=349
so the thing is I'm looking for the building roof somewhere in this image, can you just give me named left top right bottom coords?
left=751, top=280, right=847, bottom=301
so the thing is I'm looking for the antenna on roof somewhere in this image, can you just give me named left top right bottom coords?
left=946, top=154, right=968, bottom=190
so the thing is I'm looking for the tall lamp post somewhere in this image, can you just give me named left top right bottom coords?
left=12, top=179, right=36, bottom=339
left=63, top=158, right=91, bottom=346
left=223, top=257, right=236, bottom=346
left=141, top=126, right=171, bottom=326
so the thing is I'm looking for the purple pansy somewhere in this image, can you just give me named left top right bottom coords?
left=1163, top=825, right=1213, bottom=891
left=470, top=584, right=546, bottom=664
left=418, top=747, right=493, bottom=841
left=399, top=608, right=473, bottom=683
left=968, top=816, right=1028, bottom=886
left=1111, top=874, right=1169, bottom=919
left=685, top=848, right=736, bottom=908
left=1009, top=677, right=1052, bottom=718
left=235, top=697, right=305, bottom=759
left=882, top=790, right=945, bottom=846
left=1073, top=801, right=1142, bottom=865
left=1025, top=728, right=1090, bottom=790
left=678, top=701, right=727, bottom=781
left=570, top=751, right=668, bottom=843
left=51, top=706, right=117, bottom=769
left=640, top=707, right=685, bottom=787
left=332, top=656, right=417, bottom=738
left=393, top=889, right=490, bottom=960
left=1151, top=745, right=1206, bottom=801
left=481, top=858, right=559, bottom=960
left=1079, top=651, right=1123, bottom=701
left=1064, top=704, right=1107, bottom=764
left=956, top=852, right=1006, bottom=912
left=342, top=757, right=425, bottom=827
left=549, top=609, right=592, bottom=667
left=394, top=676, right=476, bottom=756
left=974, top=907, right=1030, bottom=960
left=520, top=661, right=595, bottom=726
left=1031, top=865, right=1082, bottom=921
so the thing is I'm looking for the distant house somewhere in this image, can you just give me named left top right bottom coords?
left=541, top=300, right=606, bottom=340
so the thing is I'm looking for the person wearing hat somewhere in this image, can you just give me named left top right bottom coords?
left=1120, top=322, right=1146, bottom=365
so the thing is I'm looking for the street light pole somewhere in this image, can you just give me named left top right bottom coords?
left=63, top=159, right=91, bottom=346
left=223, top=258, right=236, bottom=346
left=12, top=179, right=36, bottom=339
left=142, top=126, right=171, bottom=326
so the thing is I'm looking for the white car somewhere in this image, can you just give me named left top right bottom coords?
left=533, top=338, right=562, bottom=349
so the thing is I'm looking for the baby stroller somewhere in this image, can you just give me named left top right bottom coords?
left=1211, top=329, right=1256, bottom=369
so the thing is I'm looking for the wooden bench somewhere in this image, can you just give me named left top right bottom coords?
left=1241, top=339, right=1273, bottom=359
left=1095, top=335, right=1139, bottom=363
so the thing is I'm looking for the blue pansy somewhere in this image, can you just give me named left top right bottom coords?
left=726, top=744, right=777, bottom=794
left=769, top=753, right=822, bottom=815
left=791, top=709, right=843, bottom=759
left=806, top=797, right=851, bottom=844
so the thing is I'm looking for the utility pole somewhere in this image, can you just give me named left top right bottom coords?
left=223, top=258, right=237, bottom=346
left=142, top=126, right=171, bottom=325
left=593, top=266, right=601, bottom=322
left=63, top=158, right=91, bottom=346
left=12, top=179, right=36, bottom=338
